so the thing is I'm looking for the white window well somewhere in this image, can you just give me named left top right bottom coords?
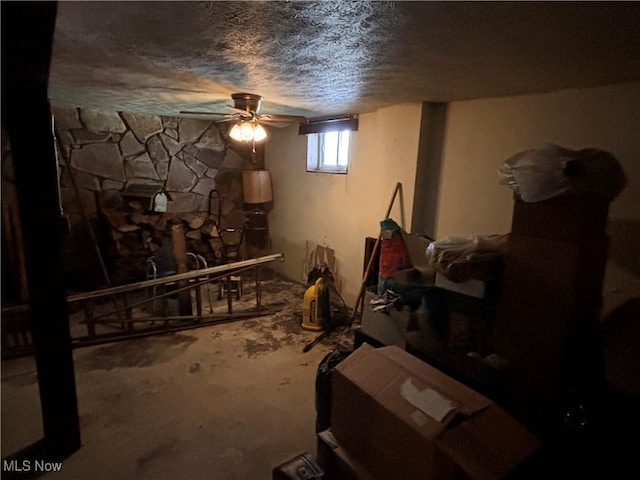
left=306, top=130, right=352, bottom=174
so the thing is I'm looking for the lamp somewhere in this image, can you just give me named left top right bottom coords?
left=242, top=169, right=273, bottom=253
left=242, top=169, right=273, bottom=205
left=230, top=120, right=267, bottom=143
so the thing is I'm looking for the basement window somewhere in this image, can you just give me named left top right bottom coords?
left=300, top=115, right=358, bottom=174
left=306, top=131, right=351, bottom=174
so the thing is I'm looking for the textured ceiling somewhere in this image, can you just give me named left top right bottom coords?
left=48, top=1, right=640, bottom=119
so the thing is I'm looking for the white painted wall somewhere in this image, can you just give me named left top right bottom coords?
left=437, top=81, right=640, bottom=236
left=265, top=82, right=640, bottom=313
left=266, top=103, right=423, bottom=306
left=438, top=81, right=640, bottom=311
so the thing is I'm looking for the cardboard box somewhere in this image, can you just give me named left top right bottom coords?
left=501, top=233, right=608, bottom=315
left=510, top=193, right=609, bottom=242
left=491, top=299, right=573, bottom=432
left=331, top=344, right=540, bottom=480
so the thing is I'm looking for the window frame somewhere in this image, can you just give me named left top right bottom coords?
left=306, top=129, right=353, bottom=174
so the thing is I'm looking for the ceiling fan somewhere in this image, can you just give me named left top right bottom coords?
left=180, top=93, right=308, bottom=144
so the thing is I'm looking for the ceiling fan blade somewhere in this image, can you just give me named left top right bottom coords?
left=181, top=94, right=307, bottom=127
left=258, top=119, right=298, bottom=128
left=179, top=111, right=233, bottom=117
left=213, top=117, right=239, bottom=124
left=259, top=114, right=309, bottom=124
left=226, top=105, right=255, bottom=117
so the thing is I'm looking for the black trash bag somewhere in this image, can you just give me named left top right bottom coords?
left=565, top=147, right=627, bottom=201
left=315, top=347, right=352, bottom=433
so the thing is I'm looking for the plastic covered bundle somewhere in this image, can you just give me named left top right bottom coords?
left=426, top=234, right=507, bottom=282
left=498, top=143, right=627, bottom=203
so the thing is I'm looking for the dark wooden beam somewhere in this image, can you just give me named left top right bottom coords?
left=1, top=1, right=81, bottom=458
left=298, top=115, right=359, bottom=135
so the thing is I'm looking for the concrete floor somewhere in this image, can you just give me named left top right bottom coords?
left=1, top=277, right=353, bottom=479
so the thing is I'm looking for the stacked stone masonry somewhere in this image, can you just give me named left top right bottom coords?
left=52, top=106, right=259, bottom=287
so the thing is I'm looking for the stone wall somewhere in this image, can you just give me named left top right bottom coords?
left=52, top=106, right=263, bottom=288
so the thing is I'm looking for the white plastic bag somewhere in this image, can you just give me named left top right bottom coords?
left=498, top=143, right=627, bottom=202
left=498, top=144, right=576, bottom=202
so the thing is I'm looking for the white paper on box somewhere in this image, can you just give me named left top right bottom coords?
left=400, top=377, right=455, bottom=422
left=409, top=410, right=430, bottom=427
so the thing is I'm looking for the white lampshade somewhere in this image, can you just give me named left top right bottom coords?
left=229, top=121, right=268, bottom=142
left=242, top=169, right=273, bottom=204
left=253, top=123, right=267, bottom=141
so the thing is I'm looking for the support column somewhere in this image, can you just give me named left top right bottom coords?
left=1, top=1, right=81, bottom=457
left=410, top=102, right=448, bottom=239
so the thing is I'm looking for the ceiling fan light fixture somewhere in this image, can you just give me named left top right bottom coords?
left=253, top=123, right=267, bottom=141
left=229, top=120, right=267, bottom=143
